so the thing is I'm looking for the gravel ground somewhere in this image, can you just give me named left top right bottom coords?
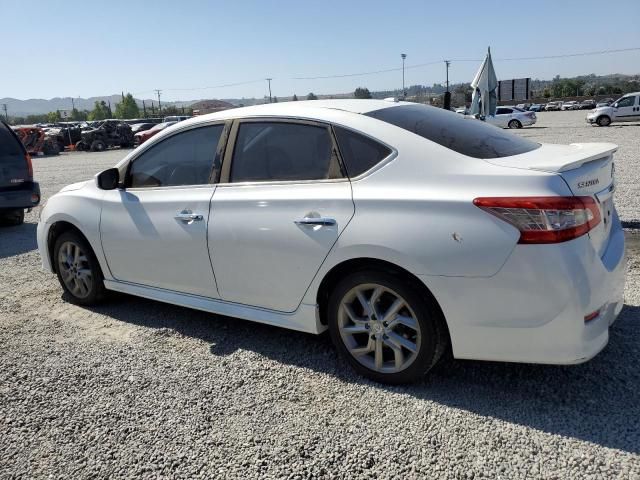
left=1, top=113, right=639, bottom=479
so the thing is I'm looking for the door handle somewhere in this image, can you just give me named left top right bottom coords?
left=294, top=217, right=336, bottom=226
left=175, top=210, right=204, bottom=223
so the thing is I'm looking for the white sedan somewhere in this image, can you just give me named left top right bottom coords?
left=37, top=100, right=626, bottom=384
left=485, top=106, right=537, bottom=128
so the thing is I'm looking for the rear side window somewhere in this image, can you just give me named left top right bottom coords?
left=128, top=125, right=223, bottom=187
left=334, top=126, right=391, bottom=177
left=230, top=122, right=340, bottom=182
left=365, top=104, right=540, bottom=159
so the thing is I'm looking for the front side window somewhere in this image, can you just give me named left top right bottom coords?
left=334, top=126, right=391, bottom=177
left=615, top=96, right=635, bottom=108
left=128, top=125, right=223, bottom=188
left=230, top=122, right=339, bottom=182
left=365, top=104, right=540, bottom=159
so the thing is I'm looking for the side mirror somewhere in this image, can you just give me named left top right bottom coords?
left=96, top=168, right=120, bottom=190
left=612, top=103, right=618, bottom=108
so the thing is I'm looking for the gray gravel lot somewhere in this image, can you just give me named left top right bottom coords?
left=1, top=112, right=639, bottom=479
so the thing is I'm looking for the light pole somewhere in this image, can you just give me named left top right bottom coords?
left=401, top=53, right=407, bottom=98
left=266, top=78, right=272, bottom=103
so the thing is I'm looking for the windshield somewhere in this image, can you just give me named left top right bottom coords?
left=365, top=104, right=540, bottom=159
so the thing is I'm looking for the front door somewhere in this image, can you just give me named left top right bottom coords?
left=100, top=124, right=225, bottom=298
left=611, top=95, right=640, bottom=122
left=208, top=119, right=355, bottom=312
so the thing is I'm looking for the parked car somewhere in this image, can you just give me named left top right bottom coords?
left=37, top=100, right=625, bottom=384
left=529, top=104, right=545, bottom=112
left=0, top=121, right=40, bottom=226
left=561, top=101, right=580, bottom=111
left=545, top=101, right=562, bottom=111
left=75, top=120, right=134, bottom=151
left=586, top=92, right=640, bottom=126
left=455, top=107, right=468, bottom=115
left=485, top=106, right=537, bottom=128
left=596, top=98, right=615, bottom=108
left=163, top=115, right=190, bottom=123
left=516, top=103, right=531, bottom=110
left=133, top=121, right=177, bottom=147
left=579, top=99, right=597, bottom=110
left=130, top=123, right=157, bottom=134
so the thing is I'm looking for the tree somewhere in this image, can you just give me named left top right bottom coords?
left=115, top=93, right=140, bottom=119
left=354, top=87, right=372, bottom=99
left=543, top=89, right=551, bottom=98
left=88, top=101, right=110, bottom=121
left=292, top=94, right=298, bottom=101
left=47, top=110, right=62, bottom=123
left=306, top=92, right=318, bottom=100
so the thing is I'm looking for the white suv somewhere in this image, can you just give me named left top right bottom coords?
left=587, top=92, right=640, bottom=126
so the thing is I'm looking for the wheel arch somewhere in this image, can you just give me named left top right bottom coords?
left=46, top=220, right=97, bottom=274
left=315, top=257, right=450, bottom=341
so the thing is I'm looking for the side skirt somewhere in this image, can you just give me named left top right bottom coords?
left=103, top=280, right=325, bottom=334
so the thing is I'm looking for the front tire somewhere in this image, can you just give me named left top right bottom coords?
left=327, top=270, right=448, bottom=384
left=53, top=231, right=106, bottom=305
left=508, top=119, right=522, bottom=129
left=91, top=140, right=106, bottom=152
left=597, top=115, right=611, bottom=127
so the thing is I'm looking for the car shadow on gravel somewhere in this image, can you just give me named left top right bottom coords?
left=0, top=222, right=37, bottom=259
left=87, top=293, right=640, bottom=455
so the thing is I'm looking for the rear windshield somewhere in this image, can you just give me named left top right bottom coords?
left=365, top=104, right=539, bottom=159
left=0, top=123, right=26, bottom=157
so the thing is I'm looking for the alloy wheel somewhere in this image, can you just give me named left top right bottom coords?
left=337, top=283, right=421, bottom=374
left=57, top=241, right=93, bottom=299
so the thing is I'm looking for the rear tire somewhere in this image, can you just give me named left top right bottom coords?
left=53, top=231, right=106, bottom=305
left=508, top=119, right=522, bottom=129
left=327, top=269, right=448, bottom=384
left=597, top=115, right=611, bottom=127
left=0, top=209, right=24, bottom=226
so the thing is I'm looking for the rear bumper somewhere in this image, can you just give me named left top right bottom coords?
left=422, top=213, right=626, bottom=365
left=0, top=182, right=40, bottom=210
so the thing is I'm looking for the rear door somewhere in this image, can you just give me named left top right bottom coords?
left=0, top=122, right=30, bottom=191
left=208, top=119, right=354, bottom=312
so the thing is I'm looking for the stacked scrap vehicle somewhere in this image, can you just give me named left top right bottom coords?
left=12, top=126, right=60, bottom=155
left=75, top=120, right=134, bottom=151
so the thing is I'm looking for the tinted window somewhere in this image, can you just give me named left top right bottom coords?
left=0, top=123, right=25, bottom=156
left=0, top=123, right=29, bottom=188
left=365, top=104, right=540, bottom=159
left=128, top=125, right=223, bottom=187
left=230, top=122, right=338, bottom=182
left=334, top=126, right=391, bottom=177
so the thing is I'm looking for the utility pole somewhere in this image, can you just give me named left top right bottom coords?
left=142, top=100, right=147, bottom=117
left=444, top=60, right=451, bottom=92
left=443, top=60, right=451, bottom=110
left=71, top=97, right=75, bottom=111
left=2, top=103, right=8, bottom=122
left=155, top=89, right=162, bottom=115
left=401, top=54, right=407, bottom=99
left=266, top=78, right=272, bottom=103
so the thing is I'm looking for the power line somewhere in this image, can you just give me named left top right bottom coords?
left=291, top=47, right=640, bottom=81
left=128, top=46, right=639, bottom=95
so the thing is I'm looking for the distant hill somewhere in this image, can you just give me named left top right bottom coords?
left=3, top=73, right=638, bottom=117
left=0, top=95, right=206, bottom=117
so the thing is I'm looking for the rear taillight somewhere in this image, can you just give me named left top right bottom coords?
left=25, top=154, right=33, bottom=180
left=473, top=196, right=601, bottom=244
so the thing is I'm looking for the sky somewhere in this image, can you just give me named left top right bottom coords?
left=2, top=0, right=640, bottom=101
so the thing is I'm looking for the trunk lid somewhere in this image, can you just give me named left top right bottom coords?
left=0, top=123, right=30, bottom=190
left=485, top=142, right=617, bottom=257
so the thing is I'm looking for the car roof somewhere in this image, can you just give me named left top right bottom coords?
left=180, top=99, right=404, bottom=126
